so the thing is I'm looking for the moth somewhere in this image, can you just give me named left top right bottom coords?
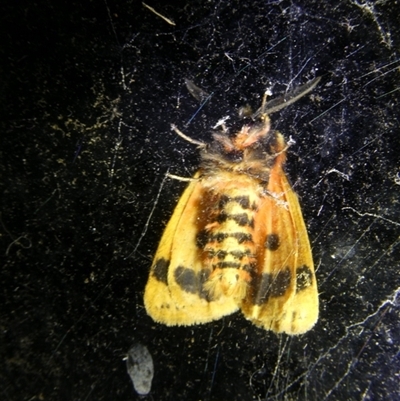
left=144, top=77, right=320, bottom=334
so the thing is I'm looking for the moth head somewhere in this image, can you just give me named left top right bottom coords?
left=233, top=116, right=271, bottom=151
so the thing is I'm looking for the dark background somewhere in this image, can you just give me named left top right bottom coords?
left=1, top=0, right=399, bottom=400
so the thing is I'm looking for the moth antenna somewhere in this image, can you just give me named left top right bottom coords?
left=171, top=124, right=206, bottom=148
left=259, top=90, right=269, bottom=118
left=166, top=173, right=197, bottom=182
left=254, top=76, right=321, bottom=118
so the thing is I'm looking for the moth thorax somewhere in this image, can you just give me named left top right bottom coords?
left=203, top=268, right=250, bottom=301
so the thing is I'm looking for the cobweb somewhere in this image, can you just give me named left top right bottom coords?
left=1, top=0, right=399, bottom=400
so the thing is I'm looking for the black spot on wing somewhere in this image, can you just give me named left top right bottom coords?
left=265, top=233, right=280, bottom=251
left=152, top=258, right=169, bottom=284
left=296, top=265, right=313, bottom=292
left=270, top=269, right=291, bottom=297
left=253, top=268, right=291, bottom=305
left=174, top=266, right=212, bottom=300
left=174, top=266, right=197, bottom=294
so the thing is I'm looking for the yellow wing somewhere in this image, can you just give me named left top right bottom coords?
left=241, top=136, right=318, bottom=335
left=144, top=172, right=240, bottom=326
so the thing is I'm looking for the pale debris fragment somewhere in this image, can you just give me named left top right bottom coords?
left=142, top=2, right=176, bottom=26
left=126, top=343, right=154, bottom=395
